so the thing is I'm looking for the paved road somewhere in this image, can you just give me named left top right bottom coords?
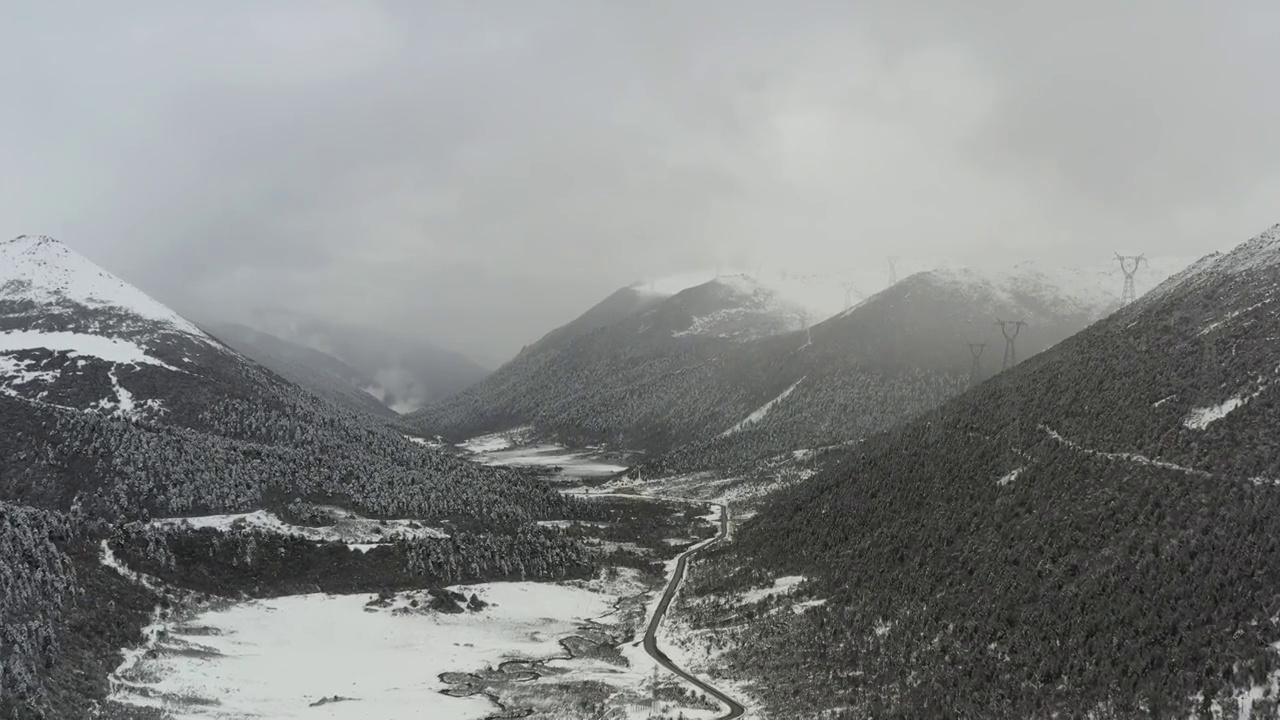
left=636, top=500, right=746, bottom=720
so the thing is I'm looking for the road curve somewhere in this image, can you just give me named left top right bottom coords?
left=635, top=499, right=746, bottom=719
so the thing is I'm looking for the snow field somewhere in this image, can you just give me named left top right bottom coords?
left=0, top=329, right=179, bottom=370
left=108, top=582, right=619, bottom=720
left=150, top=508, right=448, bottom=550
left=463, top=438, right=629, bottom=479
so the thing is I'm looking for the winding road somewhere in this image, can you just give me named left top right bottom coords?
left=620, top=496, right=746, bottom=719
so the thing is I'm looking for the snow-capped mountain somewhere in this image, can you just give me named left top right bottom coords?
left=630, top=266, right=890, bottom=327
left=0, top=235, right=228, bottom=419
left=0, top=235, right=599, bottom=718
left=710, top=223, right=1280, bottom=718
left=0, top=234, right=573, bottom=522
left=413, top=256, right=1174, bottom=461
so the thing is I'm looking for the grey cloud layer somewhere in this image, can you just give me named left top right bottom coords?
left=3, top=1, right=1276, bottom=364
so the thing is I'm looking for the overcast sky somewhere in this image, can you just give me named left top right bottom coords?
left=3, top=1, right=1278, bottom=365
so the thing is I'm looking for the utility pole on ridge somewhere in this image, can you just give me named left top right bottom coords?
left=888, top=256, right=900, bottom=286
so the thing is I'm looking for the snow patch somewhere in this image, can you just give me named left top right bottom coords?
left=1184, top=396, right=1248, bottom=430
left=458, top=427, right=533, bottom=453
left=0, top=330, right=179, bottom=370
left=997, top=467, right=1024, bottom=486
left=150, top=508, right=448, bottom=546
left=741, top=575, right=806, bottom=604
left=720, top=377, right=805, bottom=436
left=0, top=354, right=59, bottom=390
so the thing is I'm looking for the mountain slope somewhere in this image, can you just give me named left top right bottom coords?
left=204, top=321, right=396, bottom=417
left=239, top=309, right=490, bottom=413
left=414, top=261, right=1176, bottom=471
left=0, top=235, right=594, bottom=716
left=701, top=223, right=1280, bottom=718
left=0, top=235, right=578, bottom=523
left=409, top=274, right=821, bottom=445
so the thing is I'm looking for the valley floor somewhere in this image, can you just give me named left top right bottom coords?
left=101, top=432, right=758, bottom=720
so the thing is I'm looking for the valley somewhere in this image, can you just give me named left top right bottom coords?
left=92, top=434, right=751, bottom=720
left=6, top=7, right=1279, bottom=717
left=5, top=225, right=1280, bottom=719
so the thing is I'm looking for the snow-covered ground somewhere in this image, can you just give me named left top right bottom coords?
left=1, top=234, right=208, bottom=337
left=0, top=330, right=179, bottom=370
left=150, top=507, right=447, bottom=550
left=997, top=467, right=1024, bottom=486
left=108, top=582, right=620, bottom=720
left=721, top=376, right=805, bottom=436
left=1184, top=396, right=1248, bottom=430
left=462, top=436, right=629, bottom=481
left=740, top=575, right=807, bottom=604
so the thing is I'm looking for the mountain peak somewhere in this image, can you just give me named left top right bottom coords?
left=6, top=234, right=65, bottom=248
left=1, top=234, right=204, bottom=337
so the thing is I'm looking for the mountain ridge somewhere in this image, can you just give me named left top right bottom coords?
left=694, top=222, right=1280, bottom=718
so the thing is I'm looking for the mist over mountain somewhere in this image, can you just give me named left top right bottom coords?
left=210, top=309, right=491, bottom=414
left=411, top=257, right=1188, bottom=471
left=4, top=3, right=1279, bottom=718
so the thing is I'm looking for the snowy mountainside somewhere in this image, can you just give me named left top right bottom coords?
left=0, top=235, right=235, bottom=420
left=648, top=261, right=1138, bottom=474
left=1, top=234, right=206, bottom=337
left=705, top=223, right=1280, bottom=718
left=0, top=235, right=603, bottom=719
left=0, top=235, right=577, bottom=527
left=414, top=260, right=1136, bottom=461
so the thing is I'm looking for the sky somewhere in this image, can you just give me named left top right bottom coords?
left=3, top=1, right=1278, bottom=366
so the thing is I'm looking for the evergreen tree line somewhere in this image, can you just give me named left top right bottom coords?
left=689, top=248, right=1280, bottom=717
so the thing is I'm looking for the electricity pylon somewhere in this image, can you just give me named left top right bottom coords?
left=968, top=343, right=986, bottom=386
left=1115, top=253, right=1145, bottom=306
left=841, top=282, right=862, bottom=311
left=888, top=256, right=900, bottom=285
left=995, top=319, right=1028, bottom=371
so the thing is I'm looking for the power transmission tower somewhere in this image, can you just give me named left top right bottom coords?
left=888, top=256, right=900, bottom=285
left=797, top=310, right=812, bottom=346
left=841, top=282, right=861, bottom=312
left=994, top=319, right=1028, bottom=371
left=1115, top=253, right=1145, bottom=305
left=967, top=343, right=986, bottom=386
